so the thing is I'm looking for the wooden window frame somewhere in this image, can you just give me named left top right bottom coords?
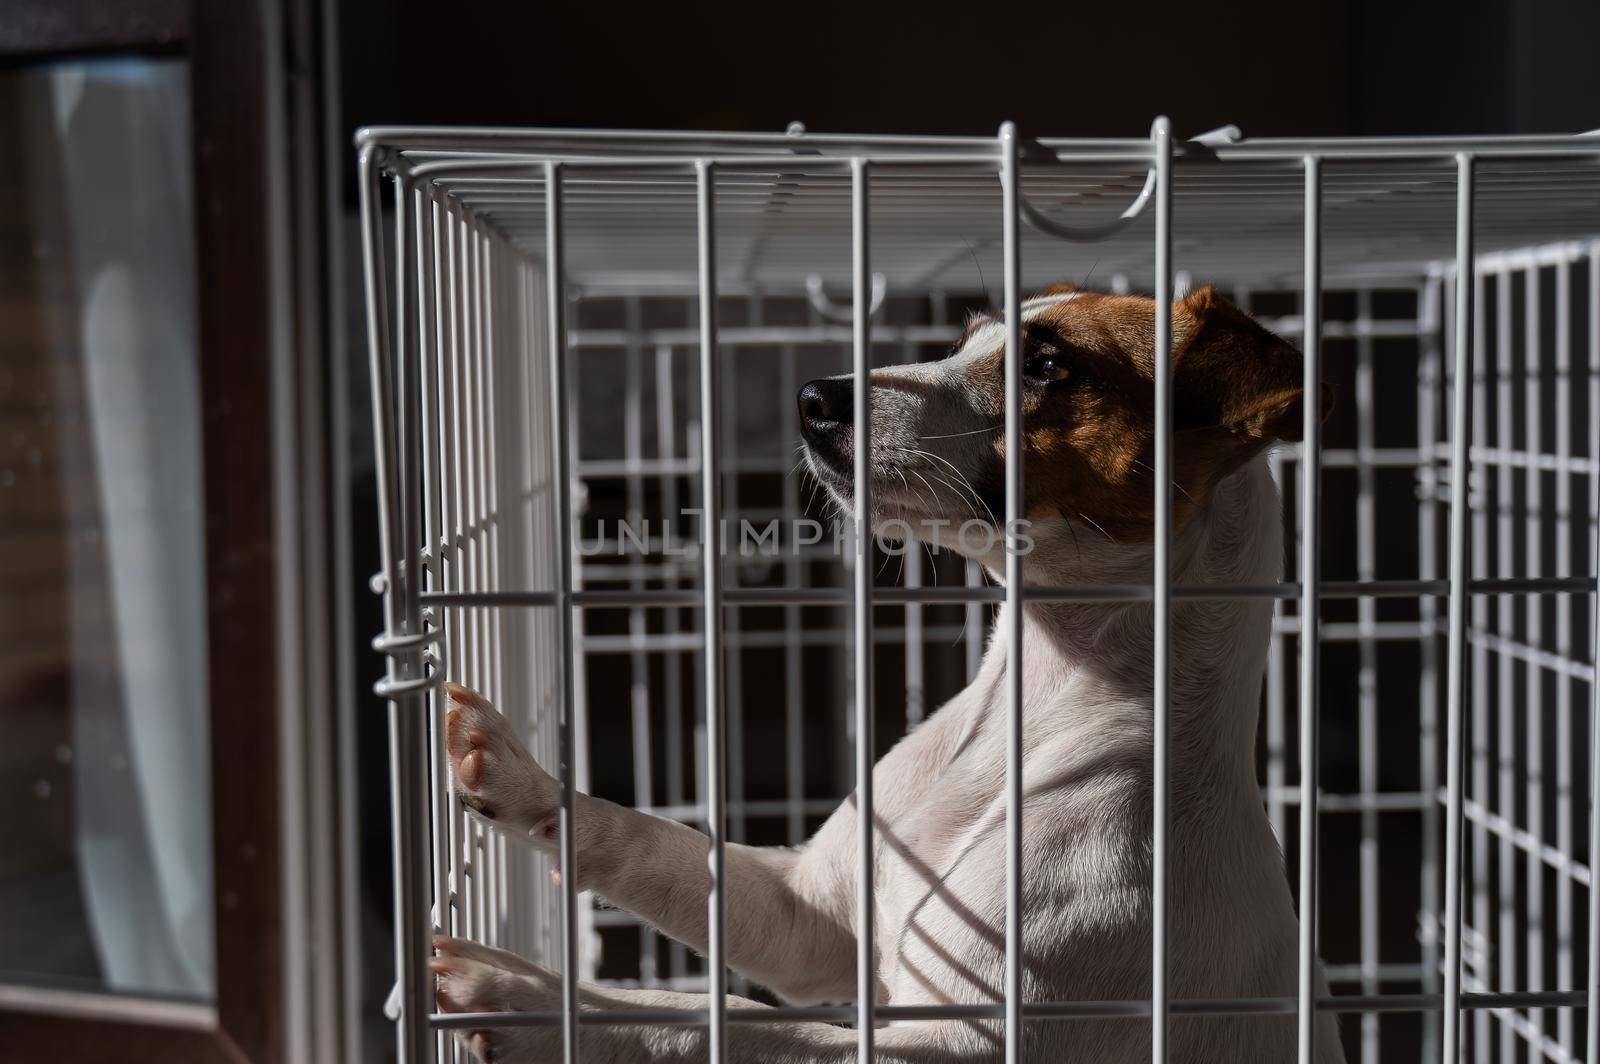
left=0, top=1, right=292, bottom=1058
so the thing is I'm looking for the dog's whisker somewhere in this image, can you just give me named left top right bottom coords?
left=1129, top=456, right=1208, bottom=515
left=1078, top=259, right=1101, bottom=292
left=1060, top=506, right=1085, bottom=567
left=911, top=465, right=982, bottom=522
left=904, top=468, right=943, bottom=514
left=960, top=234, right=996, bottom=313
left=907, top=449, right=998, bottom=527
left=920, top=471, right=988, bottom=526
left=1075, top=510, right=1117, bottom=544
left=917, top=424, right=1003, bottom=441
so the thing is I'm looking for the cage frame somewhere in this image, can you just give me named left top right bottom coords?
left=358, top=118, right=1600, bottom=1064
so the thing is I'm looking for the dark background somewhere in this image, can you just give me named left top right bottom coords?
left=338, top=0, right=1600, bottom=147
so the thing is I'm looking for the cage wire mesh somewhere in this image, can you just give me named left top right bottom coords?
left=359, top=123, right=1600, bottom=1062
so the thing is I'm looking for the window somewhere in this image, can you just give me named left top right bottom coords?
left=0, top=55, right=213, bottom=1005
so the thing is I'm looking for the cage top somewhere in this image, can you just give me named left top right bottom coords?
left=360, top=123, right=1600, bottom=292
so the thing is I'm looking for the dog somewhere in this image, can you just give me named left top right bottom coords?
left=431, top=283, right=1347, bottom=1063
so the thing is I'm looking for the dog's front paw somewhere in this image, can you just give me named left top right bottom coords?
left=444, top=683, right=560, bottom=842
left=431, top=935, right=560, bottom=1063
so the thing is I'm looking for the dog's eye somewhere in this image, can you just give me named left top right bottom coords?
left=1025, top=355, right=1071, bottom=383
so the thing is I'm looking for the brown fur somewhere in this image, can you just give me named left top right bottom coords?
left=974, top=286, right=1330, bottom=541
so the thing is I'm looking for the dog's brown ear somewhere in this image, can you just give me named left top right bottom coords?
left=1174, top=285, right=1333, bottom=443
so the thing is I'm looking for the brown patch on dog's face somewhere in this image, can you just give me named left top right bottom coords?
left=797, top=284, right=1329, bottom=554
left=964, top=286, right=1329, bottom=540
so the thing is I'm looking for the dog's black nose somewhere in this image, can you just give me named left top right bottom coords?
left=798, top=377, right=853, bottom=429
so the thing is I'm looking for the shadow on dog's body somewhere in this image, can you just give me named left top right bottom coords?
left=431, top=286, right=1348, bottom=1063
left=824, top=458, right=1339, bottom=1062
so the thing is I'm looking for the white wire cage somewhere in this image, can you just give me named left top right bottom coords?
left=358, top=120, right=1600, bottom=1063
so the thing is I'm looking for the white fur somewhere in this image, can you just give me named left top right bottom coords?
left=953, top=291, right=1082, bottom=370
left=435, top=310, right=1348, bottom=1063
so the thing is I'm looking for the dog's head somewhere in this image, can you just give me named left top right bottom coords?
left=798, top=284, right=1329, bottom=556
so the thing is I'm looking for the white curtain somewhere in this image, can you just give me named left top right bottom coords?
left=31, top=59, right=214, bottom=999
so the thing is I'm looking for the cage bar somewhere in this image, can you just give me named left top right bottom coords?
left=1442, top=151, right=1476, bottom=1062
left=1297, top=152, right=1323, bottom=1064
left=1554, top=257, right=1576, bottom=1055
left=1468, top=261, right=1491, bottom=1064
left=849, top=155, right=876, bottom=1063
left=999, top=118, right=1027, bottom=1064
left=1493, top=263, right=1518, bottom=1064
left=1588, top=242, right=1600, bottom=1064
left=412, top=185, right=453, bottom=1063
left=358, top=146, right=437, bottom=1062
left=1148, top=114, right=1176, bottom=1064
left=695, top=158, right=730, bottom=1064
left=428, top=988, right=1592, bottom=1031
left=778, top=339, right=808, bottom=846
left=540, top=160, right=583, bottom=1064
left=1352, top=285, right=1381, bottom=1064
left=1526, top=259, right=1548, bottom=1053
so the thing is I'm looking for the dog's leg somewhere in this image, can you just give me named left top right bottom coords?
left=431, top=935, right=952, bottom=1064
left=443, top=683, right=856, bottom=1004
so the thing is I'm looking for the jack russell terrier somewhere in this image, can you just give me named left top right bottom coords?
left=431, top=283, right=1346, bottom=1063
